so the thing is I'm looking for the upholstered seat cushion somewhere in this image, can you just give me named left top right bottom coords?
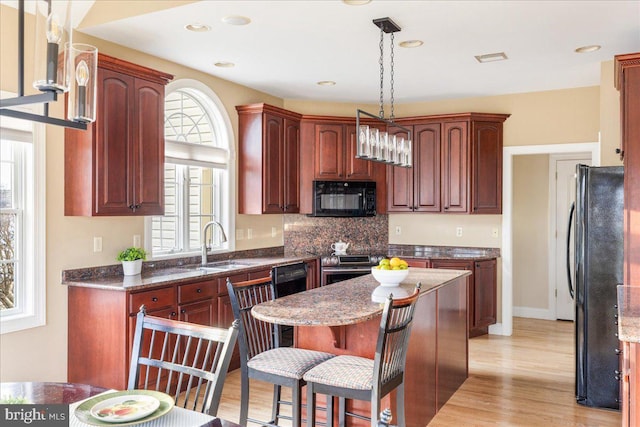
left=303, top=355, right=374, bottom=390
left=247, top=348, right=335, bottom=379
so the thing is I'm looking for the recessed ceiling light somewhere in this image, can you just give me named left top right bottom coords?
left=474, top=52, right=508, bottom=63
left=399, top=40, right=423, bottom=48
left=317, top=81, right=336, bottom=86
left=185, top=23, right=211, bottom=32
left=575, top=45, right=601, bottom=53
left=342, top=0, right=371, bottom=5
left=222, top=15, right=251, bottom=26
left=214, top=62, right=235, bottom=68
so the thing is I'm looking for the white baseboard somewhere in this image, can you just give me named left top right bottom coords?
left=488, top=323, right=507, bottom=336
left=513, top=306, right=555, bottom=320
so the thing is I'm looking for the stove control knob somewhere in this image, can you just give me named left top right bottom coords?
left=321, top=256, right=339, bottom=266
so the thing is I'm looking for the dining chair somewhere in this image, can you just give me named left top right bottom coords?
left=304, top=284, right=422, bottom=427
left=227, top=276, right=335, bottom=427
left=128, top=305, right=239, bottom=416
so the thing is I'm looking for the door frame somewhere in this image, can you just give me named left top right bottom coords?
left=496, top=142, right=599, bottom=336
left=548, top=153, right=592, bottom=321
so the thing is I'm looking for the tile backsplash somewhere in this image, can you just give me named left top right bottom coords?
left=283, top=214, right=389, bottom=256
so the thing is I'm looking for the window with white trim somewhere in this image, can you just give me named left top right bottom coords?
left=0, top=98, right=46, bottom=334
left=149, top=82, right=233, bottom=258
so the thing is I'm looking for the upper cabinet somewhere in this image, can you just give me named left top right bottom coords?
left=387, top=113, right=509, bottom=214
left=299, top=116, right=387, bottom=214
left=65, top=54, right=173, bottom=216
left=236, top=103, right=302, bottom=214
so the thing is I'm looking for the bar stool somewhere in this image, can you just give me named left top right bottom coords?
left=304, top=284, right=421, bottom=427
left=227, top=276, right=335, bottom=427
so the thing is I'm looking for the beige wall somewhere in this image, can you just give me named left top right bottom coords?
left=512, top=155, right=550, bottom=310
left=600, top=60, right=624, bottom=167
left=0, top=2, right=623, bottom=382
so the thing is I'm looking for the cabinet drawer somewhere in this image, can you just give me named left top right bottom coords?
left=178, top=281, right=216, bottom=305
left=218, top=272, right=249, bottom=295
left=130, top=286, right=175, bottom=314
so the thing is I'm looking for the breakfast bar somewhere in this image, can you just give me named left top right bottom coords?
left=252, top=268, right=471, bottom=427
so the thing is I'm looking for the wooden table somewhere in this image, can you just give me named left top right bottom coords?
left=252, top=268, right=471, bottom=427
left=0, top=382, right=241, bottom=427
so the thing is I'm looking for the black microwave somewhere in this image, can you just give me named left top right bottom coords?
left=311, top=181, right=376, bottom=217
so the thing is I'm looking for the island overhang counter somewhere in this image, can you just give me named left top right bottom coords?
left=251, top=268, right=471, bottom=427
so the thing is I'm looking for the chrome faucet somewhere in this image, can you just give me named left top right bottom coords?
left=201, top=220, right=228, bottom=265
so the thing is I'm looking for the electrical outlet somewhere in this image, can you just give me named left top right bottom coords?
left=247, top=228, right=253, bottom=239
left=236, top=229, right=244, bottom=240
left=456, top=227, right=463, bottom=237
left=133, top=234, right=141, bottom=247
left=395, top=226, right=402, bottom=235
left=271, top=227, right=277, bottom=238
left=492, top=228, right=499, bottom=238
left=93, top=237, right=102, bottom=252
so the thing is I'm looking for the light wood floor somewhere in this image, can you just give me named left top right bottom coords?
left=215, top=317, right=622, bottom=426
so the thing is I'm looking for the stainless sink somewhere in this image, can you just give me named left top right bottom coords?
left=198, top=260, right=256, bottom=273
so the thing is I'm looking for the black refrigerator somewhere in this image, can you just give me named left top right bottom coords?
left=568, top=164, right=623, bottom=409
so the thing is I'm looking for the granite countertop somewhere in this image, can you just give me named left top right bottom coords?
left=62, top=256, right=317, bottom=292
left=617, top=285, right=640, bottom=343
left=251, top=268, right=471, bottom=327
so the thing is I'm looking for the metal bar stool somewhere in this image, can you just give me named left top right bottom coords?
left=227, top=276, right=335, bottom=427
left=304, top=284, right=421, bottom=427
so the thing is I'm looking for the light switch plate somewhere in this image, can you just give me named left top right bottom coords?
left=93, top=237, right=102, bottom=252
left=456, top=227, right=463, bottom=237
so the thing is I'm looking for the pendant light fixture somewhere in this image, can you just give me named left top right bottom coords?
left=0, top=0, right=98, bottom=130
left=356, top=17, right=412, bottom=168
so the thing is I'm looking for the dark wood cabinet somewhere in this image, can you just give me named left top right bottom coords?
left=387, top=113, right=509, bottom=214
left=312, top=123, right=379, bottom=181
left=68, top=264, right=280, bottom=389
left=388, top=123, right=441, bottom=212
left=65, top=54, right=172, bottom=216
left=299, top=116, right=387, bottom=214
left=430, top=258, right=497, bottom=337
left=306, top=259, right=320, bottom=290
left=178, top=280, right=217, bottom=325
left=616, top=52, right=640, bottom=427
left=236, top=104, right=301, bottom=214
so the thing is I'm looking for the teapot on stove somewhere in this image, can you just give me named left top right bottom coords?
left=331, top=241, right=350, bottom=255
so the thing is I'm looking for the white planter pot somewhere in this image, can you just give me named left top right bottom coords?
left=122, top=259, right=143, bottom=276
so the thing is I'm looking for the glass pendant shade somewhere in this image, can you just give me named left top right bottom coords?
left=33, top=0, right=72, bottom=92
left=67, top=44, right=97, bottom=123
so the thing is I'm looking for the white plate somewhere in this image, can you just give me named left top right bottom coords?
left=90, top=394, right=160, bottom=423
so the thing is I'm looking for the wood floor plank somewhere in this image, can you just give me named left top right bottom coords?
left=215, top=317, right=622, bottom=426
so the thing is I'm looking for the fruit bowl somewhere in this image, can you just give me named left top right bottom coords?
left=370, top=267, right=409, bottom=287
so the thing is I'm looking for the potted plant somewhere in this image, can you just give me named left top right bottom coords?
left=117, top=247, right=147, bottom=276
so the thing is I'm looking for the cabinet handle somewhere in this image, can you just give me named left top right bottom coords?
left=615, top=148, right=621, bottom=154
left=197, top=288, right=202, bottom=293
left=171, top=311, right=177, bottom=317
left=181, top=308, right=186, bottom=314
left=151, top=297, right=158, bottom=302
left=444, top=206, right=449, bottom=210
left=615, top=348, right=622, bottom=355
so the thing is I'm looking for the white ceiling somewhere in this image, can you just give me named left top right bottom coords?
left=50, top=1, right=640, bottom=103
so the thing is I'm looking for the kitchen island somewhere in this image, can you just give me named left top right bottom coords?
left=252, top=268, right=471, bottom=427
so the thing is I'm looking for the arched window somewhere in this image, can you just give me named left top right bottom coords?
left=148, top=80, right=234, bottom=258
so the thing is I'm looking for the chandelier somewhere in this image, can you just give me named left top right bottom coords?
left=356, top=17, right=412, bottom=168
left=0, top=0, right=98, bottom=130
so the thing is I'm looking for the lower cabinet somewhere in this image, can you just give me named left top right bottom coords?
left=422, top=258, right=497, bottom=337
left=306, top=259, right=320, bottom=289
left=622, top=341, right=640, bottom=426
left=68, top=267, right=272, bottom=390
